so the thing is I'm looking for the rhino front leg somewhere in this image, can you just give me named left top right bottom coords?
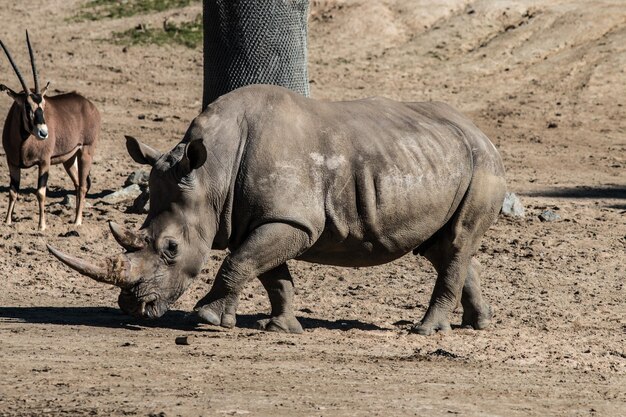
left=255, top=263, right=303, bottom=334
left=194, top=257, right=246, bottom=328
left=194, top=222, right=310, bottom=329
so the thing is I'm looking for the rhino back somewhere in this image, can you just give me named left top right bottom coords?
left=227, top=87, right=482, bottom=266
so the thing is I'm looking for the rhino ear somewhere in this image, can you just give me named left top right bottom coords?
left=125, top=135, right=162, bottom=166
left=184, top=139, right=207, bottom=171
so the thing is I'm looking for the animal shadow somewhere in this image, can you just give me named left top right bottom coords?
left=526, top=185, right=626, bottom=209
left=0, top=185, right=112, bottom=200
left=235, top=313, right=389, bottom=332
left=0, top=307, right=389, bottom=333
left=0, top=306, right=201, bottom=331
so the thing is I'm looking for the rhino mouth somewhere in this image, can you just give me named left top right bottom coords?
left=118, top=289, right=169, bottom=319
left=48, top=224, right=179, bottom=320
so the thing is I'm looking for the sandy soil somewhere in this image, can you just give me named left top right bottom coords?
left=0, top=1, right=624, bottom=416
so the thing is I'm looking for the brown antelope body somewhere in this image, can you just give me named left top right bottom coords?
left=1, top=32, right=100, bottom=231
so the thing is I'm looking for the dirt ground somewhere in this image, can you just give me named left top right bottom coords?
left=0, top=1, right=624, bottom=416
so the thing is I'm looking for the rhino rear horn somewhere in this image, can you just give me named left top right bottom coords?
left=109, top=221, right=146, bottom=252
left=47, top=244, right=133, bottom=288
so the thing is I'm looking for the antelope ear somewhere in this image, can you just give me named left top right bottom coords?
left=40, top=81, right=50, bottom=96
left=183, top=139, right=207, bottom=172
left=125, top=135, right=162, bottom=166
left=0, top=84, right=19, bottom=100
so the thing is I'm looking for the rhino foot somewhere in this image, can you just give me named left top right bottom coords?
left=462, top=303, right=492, bottom=330
left=254, top=315, right=303, bottom=334
left=411, top=320, right=452, bottom=336
left=195, top=304, right=236, bottom=328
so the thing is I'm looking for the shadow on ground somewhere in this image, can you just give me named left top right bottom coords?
left=525, top=185, right=626, bottom=210
left=525, top=185, right=626, bottom=199
left=0, top=307, right=388, bottom=332
left=0, top=306, right=197, bottom=331
left=238, top=314, right=389, bottom=331
left=0, top=185, right=113, bottom=200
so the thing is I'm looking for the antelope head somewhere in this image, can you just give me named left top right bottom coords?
left=0, top=30, right=51, bottom=140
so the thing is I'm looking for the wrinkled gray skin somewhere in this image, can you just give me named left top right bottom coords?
left=72, top=85, right=507, bottom=335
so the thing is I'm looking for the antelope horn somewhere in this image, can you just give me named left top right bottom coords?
left=0, top=39, right=29, bottom=93
left=47, top=244, right=133, bottom=288
left=25, top=30, right=39, bottom=93
left=109, top=221, right=146, bottom=252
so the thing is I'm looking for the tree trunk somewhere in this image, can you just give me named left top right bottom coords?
left=202, top=0, right=310, bottom=109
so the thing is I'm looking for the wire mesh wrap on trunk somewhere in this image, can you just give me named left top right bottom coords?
left=202, top=0, right=310, bottom=109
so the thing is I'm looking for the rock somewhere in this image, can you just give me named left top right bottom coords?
left=122, top=172, right=150, bottom=213
left=124, top=170, right=150, bottom=187
left=58, top=230, right=80, bottom=238
left=539, top=209, right=561, bottom=222
left=429, top=348, right=462, bottom=359
left=175, top=335, right=194, bottom=345
left=100, top=184, right=142, bottom=204
left=61, top=194, right=92, bottom=209
left=127, top=187, right=150, bottom=214
left=501, top=192, right=525, bottom=218
left=61, top=194, right=74, bottom=207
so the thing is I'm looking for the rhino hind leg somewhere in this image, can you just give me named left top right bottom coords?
left=254, top=263, right=303, bottom=334
left=194, top=223, right=310, bottom=330
left=413, top=170, right=506, bottom=336
left=461, top=258, right=492, bottom=329
left=413, top=247, right=467, bottom=335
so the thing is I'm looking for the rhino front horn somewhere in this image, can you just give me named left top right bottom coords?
left=109, top=221, right=146, bottom=252
left=47, top=244, right=132, bottom=288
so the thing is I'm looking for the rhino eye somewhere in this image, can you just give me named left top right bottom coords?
left=167, top=240, right=178, bottom=253
left=162, top=239, right=178, bottom=262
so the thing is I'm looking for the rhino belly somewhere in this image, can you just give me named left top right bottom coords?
left=297, top=162, right=470, bottom=267
left=297, top=236, right=421, bottom=267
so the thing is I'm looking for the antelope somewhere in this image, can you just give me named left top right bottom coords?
left=1, top=31, right=101, bottom=231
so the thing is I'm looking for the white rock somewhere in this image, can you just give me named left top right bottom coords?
left=501, top=192, right=525, bottom=218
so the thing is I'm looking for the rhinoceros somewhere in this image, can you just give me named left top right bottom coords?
left=48, top=85, right=506, bottom=335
